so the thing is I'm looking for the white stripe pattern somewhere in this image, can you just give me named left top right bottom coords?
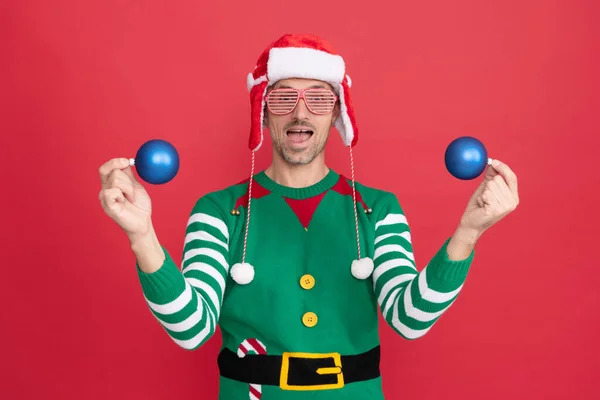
left=156, top=307, right=204, bottom=333
left=391, top=294, right=433, bottom=340
left=187, top=213, right=229, bottom=240
left=375, top=231, right=411, bottom=245
left=419, top=266, right=463, bottom=303
left=372, top=258, right=416, bottom=287
left=382, top=287, right=402, bottom=318
left=145, top=281, right=193, bottom=315
left=374, top=244, right=415, bottom=263
left=375, top=213, right=408, bottom=230
left=141, top=204, right=231, bottom=352
left=377, top=273, right=417, bottom=307
left=185, top=230, right=228, bottom=250
left=183, top=248, right=229, bottom=271
left=170, top=297, right=214, bottom=350
left=373, top=209, right=469, bottom=340
left=183, top=262, right=227, bottom=295
left=187, top=278, right=221, bottom=316
left=403, top=279, right=455, bottom=322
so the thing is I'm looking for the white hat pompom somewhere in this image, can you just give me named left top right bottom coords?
left=351, top=258, right=374, bottom=279
left=231, top=263, right=255, bottom=284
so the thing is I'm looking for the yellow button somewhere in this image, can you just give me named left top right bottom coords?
left=302, top=312, right=318, bottom=327
left=300, top=274, right=315, bottom=290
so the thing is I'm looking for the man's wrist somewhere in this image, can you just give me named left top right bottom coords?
left=129, top=227, right=165, bottom=274
left=454, top=225, right=482, bottom=246
left=446, top=225, right=482, bottom=261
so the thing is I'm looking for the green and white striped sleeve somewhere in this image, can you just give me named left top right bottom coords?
left=372, top=194, right=474, bottom=340
left=136, top=196, right=230, bottom=350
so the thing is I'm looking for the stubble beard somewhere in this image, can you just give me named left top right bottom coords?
left=274, top=131, right=328, bottom=166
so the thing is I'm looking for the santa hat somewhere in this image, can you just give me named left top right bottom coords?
left=230, top=34, right=373, bottom=285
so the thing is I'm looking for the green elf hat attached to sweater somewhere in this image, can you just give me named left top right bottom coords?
left=230, top=33, right=374, bottom=285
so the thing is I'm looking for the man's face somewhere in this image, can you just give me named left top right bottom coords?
left=265, top=78, right=340, bottom=166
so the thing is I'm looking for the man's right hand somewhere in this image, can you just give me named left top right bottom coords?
left=98, top=158, right=153, bottom=242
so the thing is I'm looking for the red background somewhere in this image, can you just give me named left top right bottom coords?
left=2, top=0, right=599, bottom=399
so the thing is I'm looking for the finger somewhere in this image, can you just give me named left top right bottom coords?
left=121, top=165, right=137, bottom=182
left=487, top=179, right=509, bottom=206
left=477, top=195, right=484, bottom=208
left=107, top=170, right=135, bottom=202
left=482, top=189, right=499, bottom=208
left=101, top=187, right=125, bottom=210
left=472, top=165, right=497, bottom=197
left=481, top=163, right=498, bottom=184
left=99, top=189, right=107, bottom=208
left=99, top=158, right=131, bottom=185
left=490, top=159, right=518, bottom=195
left=493, top=175, right=517, bottom=207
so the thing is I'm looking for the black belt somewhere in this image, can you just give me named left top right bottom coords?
left=217, top=345, right=380, bottom=390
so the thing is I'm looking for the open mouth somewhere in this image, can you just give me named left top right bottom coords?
left=286, top=128, right=314, bottom=144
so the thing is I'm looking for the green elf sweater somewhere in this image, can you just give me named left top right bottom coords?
left=137, top=169, right=474, bottom=399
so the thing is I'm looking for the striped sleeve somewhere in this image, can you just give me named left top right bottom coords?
left=136, top=196, right=230, bottom=350
left=372, top=194, right=474, bottom=340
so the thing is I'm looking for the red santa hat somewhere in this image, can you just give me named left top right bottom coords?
left=230, top=34, right=373, bottom=285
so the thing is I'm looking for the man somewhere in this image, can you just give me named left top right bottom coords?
left=99, top=34, right=519, bottom=399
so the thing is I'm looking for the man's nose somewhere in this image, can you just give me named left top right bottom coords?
left=292, top=97, right=310, bottom=119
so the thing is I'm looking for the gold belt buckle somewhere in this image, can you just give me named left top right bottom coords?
left=280, top=352, right=344, bottom=390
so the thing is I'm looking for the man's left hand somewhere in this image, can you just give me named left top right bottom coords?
left=446, top=159, right=519, bottom=260
left=459, top=159, right=520, bottom=239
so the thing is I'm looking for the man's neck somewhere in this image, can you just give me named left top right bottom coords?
left=264, top=158, right=329, bottom=189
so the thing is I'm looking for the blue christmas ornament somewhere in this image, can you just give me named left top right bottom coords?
left=131, top=139, right=180, bottom=184
left=444, top=136, right=491, bottom=180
